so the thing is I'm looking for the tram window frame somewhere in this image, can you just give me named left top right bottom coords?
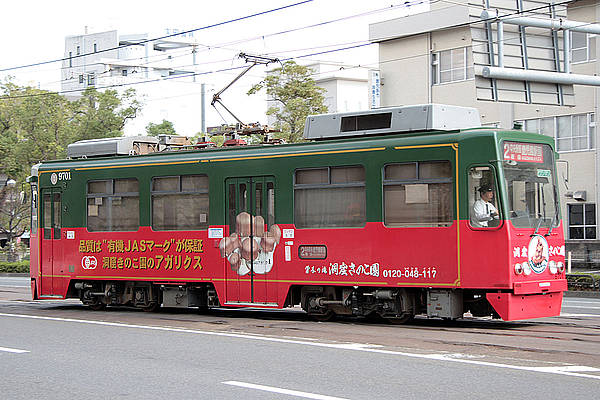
left=383, top=160, right=454, bottom=227
left=294, top=165, right=366, bottom=229
left=468, top=165, right=502, bottom=230
left=151, top=174, right=209, bottom=231
left=86, top=178, right=139, bottom=232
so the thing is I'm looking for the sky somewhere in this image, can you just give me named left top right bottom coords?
left=1, top=0, right=430, bottom=136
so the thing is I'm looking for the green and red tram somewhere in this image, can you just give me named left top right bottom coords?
left=28, top=104, right=567, bottom=321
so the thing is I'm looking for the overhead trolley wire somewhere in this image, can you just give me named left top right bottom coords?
left=0, top=0, right=315, bottom=73
left=0, top=0, right=429, bottom=91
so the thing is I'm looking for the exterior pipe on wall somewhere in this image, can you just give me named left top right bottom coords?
left=480, top=66, right=600, bottom=86
left=481, top=10, right=600, bottom=34
left=497, top=20, right=504, bottom=68
left=563, top=29, right=571, bottom=74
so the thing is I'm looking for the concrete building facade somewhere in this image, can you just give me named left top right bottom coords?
left=369, top=0, right=600, bottom=266
left=61, top=30, right=203, bottom=136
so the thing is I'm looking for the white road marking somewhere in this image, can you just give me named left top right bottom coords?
left=223, top=381, right=348, bottom=400
left=560, top=313, right=599, bottom=317
left=562, top=305, right=600, bottom=310
left=0, top=346, right=29, bottom=354
left=563, top=300, right=600, bottom=304
left=1, top=312, right=600, bottom=380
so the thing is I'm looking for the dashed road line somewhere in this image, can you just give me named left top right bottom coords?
left=0, top=346, right=29, bottom=354
left=223, top=381, right=348, bottom=400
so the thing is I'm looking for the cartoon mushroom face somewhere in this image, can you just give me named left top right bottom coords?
left=254, top=215, right=265, bottom=236
left=269, top=224, right=281, bottom=244
left=236, top=212, right=252, bottom=237
left=241, top=237, right=260, bottom=261
left=219, top=233, right=240, bottom=257
left=532, top=239, right=544, bottom=264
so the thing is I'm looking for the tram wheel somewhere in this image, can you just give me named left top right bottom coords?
left=88, top=302, right=106, bottom=311
left=142, top=302, right=160, bottom=312
left=309, top=310, right=335, bottom=322
left=384, top=313, right=414, bottom=325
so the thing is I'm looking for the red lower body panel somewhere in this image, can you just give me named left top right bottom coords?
left=486, top=291, right=563, bottom=321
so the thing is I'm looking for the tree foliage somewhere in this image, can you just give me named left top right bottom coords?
left=146, top=119, right=176, bottom=136
left=0, top=82, right=142, bottom=181
left=71, top=87, right=142, bottom=141
left=247, top=61, right=328, bottom=143
left=0, top=184, right=28, bottom=261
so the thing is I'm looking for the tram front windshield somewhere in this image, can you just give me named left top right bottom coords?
left=502, top=142, right=559, bottom=229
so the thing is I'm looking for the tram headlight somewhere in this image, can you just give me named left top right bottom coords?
left=558, top=262, right=565, bottom=273
left=522, top=262, right=532, bottom=276
left=514, top=263, right=523, bottom=275
left=549, top=260, right=557, bottom=274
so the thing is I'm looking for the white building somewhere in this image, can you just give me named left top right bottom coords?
left=62, top=30, right=205, bottom=136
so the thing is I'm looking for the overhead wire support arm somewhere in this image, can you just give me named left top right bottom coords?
left=210, top=52, right=279, bottom=126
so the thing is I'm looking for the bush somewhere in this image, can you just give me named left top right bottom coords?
left=0, top=261, right=30, bottom=273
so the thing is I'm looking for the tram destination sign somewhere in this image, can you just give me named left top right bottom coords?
left=503, top=142, right=543, bottom=164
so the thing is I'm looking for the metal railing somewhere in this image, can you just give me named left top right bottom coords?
left=566, top=274, right=600, bottom=291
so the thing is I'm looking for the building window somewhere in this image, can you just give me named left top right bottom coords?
left=69, top=51, right=72, bottom=68
left=151, top=175, right=209, bottom=230
left=432, top=47, right=474, bottom=85
left=294, top=166, right=365, bottom=228
left=569, top=203, right=596, bottom=239
left=79, top=74, right=84, bottom=84
left=383, top=161, right=453, bottom=227
left=76, top=45, right=80, bottom=55
left=87, top=179, right=139, bottom=232
left=557, top=114, right=594, bottom=152
left=571, top=31, right=596, bottom=64
left=122, top=69, right=128, bottom=77
left=87, top=73, right=95, bottom=86
left=93, top=43, right=97, bottom=53
left=518, top=113, right=595, bottom=152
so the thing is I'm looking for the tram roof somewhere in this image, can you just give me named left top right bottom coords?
left=33, top=125, right=554, bottom=175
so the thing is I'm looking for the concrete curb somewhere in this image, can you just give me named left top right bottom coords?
left=0, top=273, right=29, bottom=277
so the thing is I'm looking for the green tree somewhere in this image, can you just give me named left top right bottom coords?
left=247, top=61, right=328, bottom=143
left=70, top=87, right=142, bottom=141
left=0, top=81, right=73, bottom=182
left=146, top=119, right=176, bottom=136
left=0, top=183, right=28, bottom=261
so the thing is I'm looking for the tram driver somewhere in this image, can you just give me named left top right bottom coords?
left=471, top=186, right=499, bottom=228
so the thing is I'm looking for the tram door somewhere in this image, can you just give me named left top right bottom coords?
left=40, top=189, right=63, bottom=296
left=224, top=176, right=277, bottom=304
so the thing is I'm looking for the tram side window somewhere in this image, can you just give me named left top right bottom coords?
left=294, top=166, right=365, bottom=228
left=87, top=178, right=139, bottom=232
left=152, top=175, right=209, bottom=230
left=383, top=161, right=453, bottom=227
left=468, top=166, right=500, bottom=228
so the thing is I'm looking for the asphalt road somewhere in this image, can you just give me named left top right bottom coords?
left=1, top=276, right=600, bottom=399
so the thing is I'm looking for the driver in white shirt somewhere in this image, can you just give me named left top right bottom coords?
left=471, top=186, right=499, bottom=228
